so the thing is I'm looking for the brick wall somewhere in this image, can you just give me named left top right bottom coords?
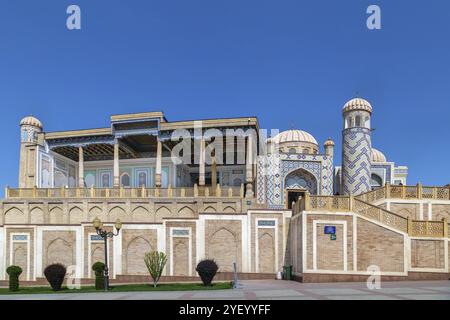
left=356, top=218, right=404, bottom=273
left=122, top=229, right=157, bottom=275
left=205, top=220, right=242, bottom=272
left=411, top=239, right=445, bottom=269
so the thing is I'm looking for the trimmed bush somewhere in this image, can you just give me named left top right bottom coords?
left=92, top=262, right=105, bottom=290
left=196, top=259, right=219, bottom=286
left=44, top=264, right=67, bottom=291
left=6, top=265, right=22, bottom=292
left=144, top=251, right=168, bottom=288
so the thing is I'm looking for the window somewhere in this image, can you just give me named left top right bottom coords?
left=370, top=174, right=383, bottom=188
left=355, top=115, right=361, bottom=127
left=121, top=173, right=131, bottom=187
left=288, top=148, right=297, bottom=154
left=138, top=172, right=147, bottom=187
left=303, top=148, right=309, bottom=154
left=101, top=173, right=111, bottom=188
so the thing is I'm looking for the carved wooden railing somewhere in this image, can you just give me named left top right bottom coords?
left=5, top=184, right=245, bottom=199
left=353, top=199, right=408, bottom=233
left=356, top=184, right=450, bottom=203
left=308, top=195, right=351, bottom=212
left=293, top=194, right=448, bottom=238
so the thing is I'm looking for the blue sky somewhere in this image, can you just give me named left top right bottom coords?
left=0, top=0, right=449, bottom=190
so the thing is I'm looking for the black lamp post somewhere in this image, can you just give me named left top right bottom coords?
left=92, top=217, right=122, bottom=291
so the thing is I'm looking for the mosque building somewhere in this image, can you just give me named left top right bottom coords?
left=0, top=98, right=449, bottom=284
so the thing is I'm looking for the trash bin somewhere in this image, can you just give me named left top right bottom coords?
left=282, top=265, right=293, bottom=280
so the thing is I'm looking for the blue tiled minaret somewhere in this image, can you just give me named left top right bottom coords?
left=341, top=98, right=372, bottom=195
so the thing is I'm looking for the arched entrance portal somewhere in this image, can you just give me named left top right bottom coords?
left=284, top=168, right=318, bottom=209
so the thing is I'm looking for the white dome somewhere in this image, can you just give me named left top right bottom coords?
left=270, top=129, right=318, bottom=145
left=372, top=148, right=387, bottom=163
left=20, top=116, right=42, bottom=129
left=343, top=98, right=372, bottom=114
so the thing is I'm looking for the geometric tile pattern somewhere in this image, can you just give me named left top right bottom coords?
left=342, top=127, right=372, bottom=195
left=256, top=152, right=334, bottom=207
left=371, top=164, right=393, bottom=184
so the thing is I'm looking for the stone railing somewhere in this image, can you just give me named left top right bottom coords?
left=293, top=194, right=449, bottom=238
left=5, top=184, right=245, bottom=199
left=356, top=184, right=450, bottom=203
left=410, top=220, right=449, bottom=238
left=353, top=199, right=408, bottom=233
left=308, top=195, right=351, bottom=212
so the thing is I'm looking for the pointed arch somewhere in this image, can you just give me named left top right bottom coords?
left=223, top=206, right=236, bottom=213
left=178, top=206, right=194, bottom=216
left=284, top=168, right=317, bottom=195
left=258, top=232, right=275, bottom=273
left=125, top=236, right=153, bottom=275
left=131, top=206, right=150, bottom=222
left=46, top=238, right=73, bottom=268
left=109, top=206, right=126, bottom=221
left=203, top=206, right=217, bottom=213
left=69, top=206, right=84, bottom=224
left=4, top=207, right=26, bottom=224
left=30, top=207, right=45, bottom=224
left=49, top=206, right=65, bottom=224
left=208, top=228, right=238, bottom=272
left=155, top=206, right=171, bottom=216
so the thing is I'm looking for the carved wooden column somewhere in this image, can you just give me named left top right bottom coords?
left=211, top=155, right=217, bottom=194
left=78, top=146, right=84, bottom=187
left=245, top=136, right=254, bottom=198
left=113, top=140, right=120, bottom=188
left=199, top=137, right=206, bottom=186
left=155, top=139, right=162, bottom=188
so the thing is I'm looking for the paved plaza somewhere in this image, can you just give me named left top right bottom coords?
left=0, top=280, right=449, bottom=300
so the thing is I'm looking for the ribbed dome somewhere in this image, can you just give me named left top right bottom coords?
left=271, top=129, right=318, bottom=145
left=324, top=138, right=335, bottom=147
left=343, top=98, right=372, bottom=114
left=372, top=148, right=387, bottom=163
left=20, top=116, right=42, bottom=129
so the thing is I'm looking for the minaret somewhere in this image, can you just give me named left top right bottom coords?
left=341, top=98, right=372, bottom=195
left=19, top=116, right=43, bottom=188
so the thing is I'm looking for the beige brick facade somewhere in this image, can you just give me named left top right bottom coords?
left=411, top=239, right=445, bottom=269
left=356, top=217, right=405, bottom=273
left=205, top=220, right=242, bottom=272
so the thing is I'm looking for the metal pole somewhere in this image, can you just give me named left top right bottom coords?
left=232, top=262, right=238, bottom=289
left=103, top=234, right=109, bottom=291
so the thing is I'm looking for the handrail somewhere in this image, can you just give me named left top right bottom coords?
left=4, top=184, right=245, bottom=199
left=356, top=184, right=450, bottom=202
left=353, top=198, right=408, bottom=233
left=293, top=194, right=448, bottom=238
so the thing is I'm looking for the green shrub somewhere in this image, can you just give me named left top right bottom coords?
left=92, top=262, right=105, bottom=290
left=144, top=251, right=167, bottom=288
left=44, top=264, right=67, bottom=291
left=196, top=259, right=219, bottom=286
left=6, top=265, right=22, bottom=292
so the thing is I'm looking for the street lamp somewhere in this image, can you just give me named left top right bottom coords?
left=92, top=217, right=122, bottom=291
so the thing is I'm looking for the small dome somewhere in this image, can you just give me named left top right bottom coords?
left=270, top=129, right=318, bottom=146
left=372, top=148, right=387, bottom=163
left=324, top=138, right=335, bottom=147
left=343, top=98, right=372, bottom=114
left=20, top=116, right=42, bottom=129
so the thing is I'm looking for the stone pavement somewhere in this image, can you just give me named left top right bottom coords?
left=0, top=280, right=449, bottom=300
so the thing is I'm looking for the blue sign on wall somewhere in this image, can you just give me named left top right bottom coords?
left=324, top=226, right=336, bottom=235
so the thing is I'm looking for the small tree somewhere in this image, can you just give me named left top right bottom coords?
left=144, top=251, right=167, bottom=288
left=92, top=262, right=105, bottom=290
left=6, top=266, right=22, bottom=292
left=44, top=264, right=67, bottom=291
left=196, top=259, right=218, bottom=286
